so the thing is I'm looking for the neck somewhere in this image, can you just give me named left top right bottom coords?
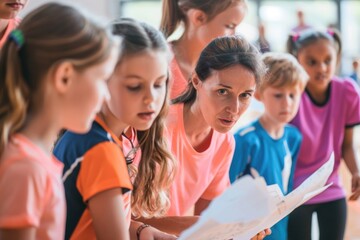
left=0, top=19, right=10, bottom=39
left=259, top=115, right=285, bottom=139
left=183, top=102, right=212, bottom=147
left=172, top=32, right=204, bottom=77
left=20, top=112, right=60, bottom=155
left=306, top=83, right=328, bottom=104
left=99, top=105, right=128, bottom=137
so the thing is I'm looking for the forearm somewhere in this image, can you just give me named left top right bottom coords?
left=135, top=216, right=199, bottom=236
left=343, top=142, right=359, bottom=176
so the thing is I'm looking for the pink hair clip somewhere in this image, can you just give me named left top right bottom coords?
left=327, top=28, right=335, bottom=36
left=292, top=32, right=300, bottom=42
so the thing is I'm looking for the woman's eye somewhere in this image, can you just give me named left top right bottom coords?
left=217, top=89, right=229, bottom=95
left=239, top=92, right=252, bottom=99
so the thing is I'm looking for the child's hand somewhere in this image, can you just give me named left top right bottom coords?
left=250, top=228, right=271, bottom=240
left=140, top=226, right=177, bottom=240
left=349, top=173, right=360, bottom=201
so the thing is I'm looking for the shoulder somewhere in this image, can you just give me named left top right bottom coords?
left=234, top=121, right=261, bottom=144
left=284, top=124, right=302, bottom=141
left=54, top=121, right=115, bottom=163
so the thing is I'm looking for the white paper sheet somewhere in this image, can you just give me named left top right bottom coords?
left=179, top=153, right=335, bottom=240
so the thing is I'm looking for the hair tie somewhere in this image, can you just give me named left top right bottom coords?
left=326, top=28, right=335, bottom=37
left=292, top=32, right=300, bottom=42
left=9, top=29, right=25, bottom=49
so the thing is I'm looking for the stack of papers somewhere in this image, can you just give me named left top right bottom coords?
left=179, top=153, right=334, bottom=240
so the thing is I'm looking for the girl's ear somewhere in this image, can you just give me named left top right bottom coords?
left=191, top=72, right=202, bottom=90
left=52, top=62, right=75, bottom=93
left=187, top=8, right=208, bottom=27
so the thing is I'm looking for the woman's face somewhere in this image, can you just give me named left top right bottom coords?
left=107, top=50, right=168, bottom=131
left=297, top=39, right=337, bottom=93
left=195, top=2, right=247, bottom=49
left=194, top=64, right=256, bottom=133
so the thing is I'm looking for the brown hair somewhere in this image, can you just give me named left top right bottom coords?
left=0, top=2, right=117, bottom=155
left=160, top=0, right=247, bottom=38
left=258, top=52, right=309, bottom=93
left=111, top=18, right=176, bottom=218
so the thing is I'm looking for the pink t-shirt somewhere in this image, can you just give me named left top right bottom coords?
left=166, top=103, right=235, bottom=216
left=0, top=18, right=20, bottom=48
left=291, top=77, right=360, bottom=204
left=169, top=56, right=189, bottom=100
left=0, top=134, right=65, bottom=239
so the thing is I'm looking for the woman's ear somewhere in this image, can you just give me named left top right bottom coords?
left=191, top=72, right=202, bottom=90
left=52, top=62, right=75, bottom=93
left=187, top=8, right=208, bottom=27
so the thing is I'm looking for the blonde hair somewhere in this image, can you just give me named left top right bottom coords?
left=258, top=52, right=309, bottom=93
left=111, top=18, right=176, bottom=218
left=160, top=0, right=247, bottom=38
left=0, top=2, right=117, bottom=156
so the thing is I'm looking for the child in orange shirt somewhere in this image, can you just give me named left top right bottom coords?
left=0, top=0, right=28, bottom=48
left=0, top=2, right=118, bottom=240
left=54, top=18, right=177, bottom=240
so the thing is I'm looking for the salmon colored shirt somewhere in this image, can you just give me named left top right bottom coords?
left=0, top=134, right=66, bottom=240
left=166, top=103, right=235, bottom=216
left=0, top=18, right=20, bottom=48
left=169, top=56, right=189, bottom=100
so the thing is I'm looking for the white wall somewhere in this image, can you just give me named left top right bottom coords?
left=21, top=0, right=120, bottom=21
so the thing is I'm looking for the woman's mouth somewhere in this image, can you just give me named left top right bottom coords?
left=219, top=118, right=235, bottom=126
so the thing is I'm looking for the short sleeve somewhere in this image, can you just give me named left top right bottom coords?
left=77, top=142, right=132, bottom=202
left=201, top=136, right=235, bottom=200
left=0, top=160, right=47, bottom=228
left=344, top=79, right=360, bottom=127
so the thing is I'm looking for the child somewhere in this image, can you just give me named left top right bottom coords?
left=229, top=52, right=309, bottom=240
left=160, top=0, right=248, bottom=99
left=0, top=0, right=27, bottom=48
left=0, top=2, right=118, bottom=240
left=287, top=29, right=360, bottom=240
left=53, top=18, right=177, bottom=240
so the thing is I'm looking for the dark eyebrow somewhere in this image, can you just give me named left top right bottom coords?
left=218, top=83, right=232, bottom=89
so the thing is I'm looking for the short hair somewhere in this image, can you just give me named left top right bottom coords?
left=258, top=52, right=309, bottom=93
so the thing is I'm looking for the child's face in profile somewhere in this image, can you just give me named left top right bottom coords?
left=0, top=0, right=28, bottom=19
left=194, top=64, right=256, bottom=133
left=259, top=84, right=303, bottom=125
left=106, top=50, right=168, bottom=131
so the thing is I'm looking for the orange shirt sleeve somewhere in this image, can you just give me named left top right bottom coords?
left=77, top=141, right=132, bottom=202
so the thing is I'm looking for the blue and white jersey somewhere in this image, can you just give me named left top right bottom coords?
left=229, top=119, right=302, bottom=240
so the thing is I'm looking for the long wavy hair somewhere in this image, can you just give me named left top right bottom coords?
left=160, top=0, right=247, bottom=38
left=0, top=2, right=117, bottom=156
left=111, top=18, right=176, bottom=218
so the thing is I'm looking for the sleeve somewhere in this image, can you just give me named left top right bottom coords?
left=288, top=129, right=303, bottom=192
left=0, top=160, right=47, bottom=228
left=344, top=79, right=360, bottom=127
left=229, top=132, right=254, bottom=183
left=77, top=141, right=132, bottom=202
left=200, top=136, right=235, bottom=200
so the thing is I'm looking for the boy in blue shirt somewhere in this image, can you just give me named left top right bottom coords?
left=229, top=52, right=308, bottom=240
